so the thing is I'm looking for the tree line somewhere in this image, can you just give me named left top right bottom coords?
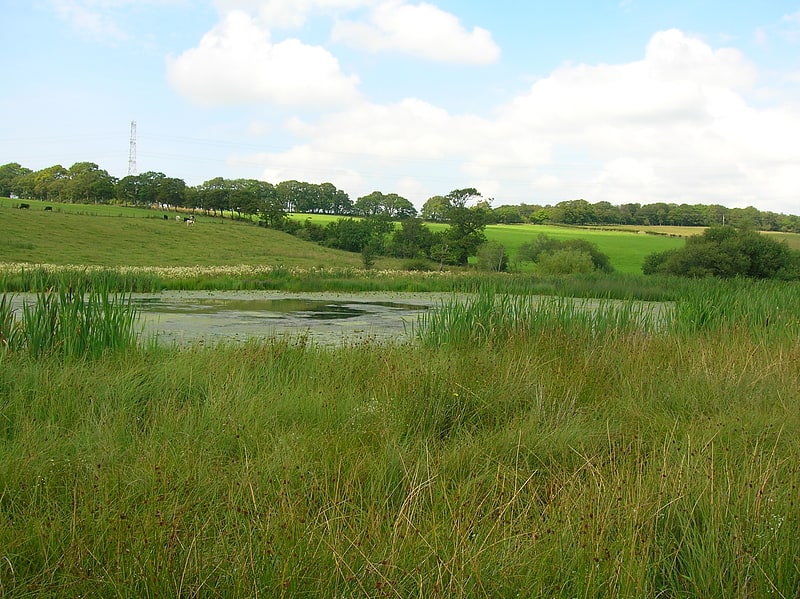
left=2, top=161, right=798, bottom=232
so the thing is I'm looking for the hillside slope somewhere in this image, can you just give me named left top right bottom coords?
left=0, top=204, right=369, bottom=268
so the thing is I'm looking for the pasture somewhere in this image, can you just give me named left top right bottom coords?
left=7, top=199, right=799, bottom=275
left=1, top=199, right=686, bottom=276
left=0, top=200, right=370, bottom=269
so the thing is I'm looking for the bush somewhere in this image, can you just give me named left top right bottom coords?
left=643, top=226, right=800, bottom=279
left=476, top=241, right=509, bottom=272
left=519, top=234, right=613, bottom=273
left=537, top=248, right=595, bottom=274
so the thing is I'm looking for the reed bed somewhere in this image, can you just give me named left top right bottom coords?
left=0, top=263, right=689, bottom=304
left=0, top=288, right=138, bottom=360
left=1, top=278, right=798, bottom=597
left=415, top=287, right=670, bottom=347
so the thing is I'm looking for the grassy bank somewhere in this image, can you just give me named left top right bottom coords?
left=0, top=263, right=699, bottom=304
left=1, top=280, right=799, bottom=596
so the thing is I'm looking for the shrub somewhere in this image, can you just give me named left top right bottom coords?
left=519, top=234, right=613, bottom=273
left=476, top=240, right=509, bottom=272
left=643, top=226, right=800, bottom=279
left=538, top=248, right=595, bottom=274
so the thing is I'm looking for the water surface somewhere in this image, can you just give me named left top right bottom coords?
left=132, top=291, right=448, bottom=346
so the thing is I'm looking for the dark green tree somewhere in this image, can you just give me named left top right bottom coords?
left=0, top=162, right=32, bottom=198
left=518, top=234, right=613, bottom=273
left=421, top=195, right=450, bottom=221
left=442, top=189, right=488, bottom=265
left=64, top=162, right=116, bottom=203
left=642, top=226, right=800, bottom=279
left=386, top=217, right=436, bottom=258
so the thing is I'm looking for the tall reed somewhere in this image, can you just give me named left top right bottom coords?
left=415, top=286, right=668, bottom=347
left=0, top=265, right=164, bottom=293
left=2, top=288, right=139, bottom=360
left=673, top=278, right=800, bottom=339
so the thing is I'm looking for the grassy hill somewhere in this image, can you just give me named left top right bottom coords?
left=6, top=198, right=798, bottom=274
left=0, top=199, right=375, bottom=269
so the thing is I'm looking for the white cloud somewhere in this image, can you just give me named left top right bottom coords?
left=782, top=10, right=800, bottom=25
left=332, top=0, right=500, bottom=64
left=166, top=10, right=360, bottom=108
left=231, top=29, right=800, bottom=213
left=52, top=0, right=131, bottom=40
left=213, top=0, right=372, bottom=29
left=645, top=28, right=756, bottom=89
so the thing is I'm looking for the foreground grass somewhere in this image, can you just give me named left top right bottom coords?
left=1, top=281, right=799, bottom=597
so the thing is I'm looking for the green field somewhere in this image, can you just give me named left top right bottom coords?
left=2, top=199, right=694, bottom=274
left=0, top=200, right=371, bottom=269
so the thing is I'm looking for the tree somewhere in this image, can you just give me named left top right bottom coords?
left=118, top=172, right=186, bottom=209
left=322, top=216, right=393, bottom=253
left=318, top=182, right=352, bottom=215
left=442, top=189, right=488, bottom=265
left=383, top=193, right=417, bottom=219
left=195, top=177, right=232, bottom=215
left=493, top=205, right=524, bottom=224
left=386, top=218, right=436, bottom=258
left=476, top=241, right=508, bottom=272
left=353, top=191, right=385, bottom=216
left=64, top=162, right=116, bottom=203
left=550, top=199, right=596, bottom=225
left=517, top=234, right=562, bottom=263
left=421, top=195, right=450, bottom=221
left=21, top=165, right=68, bottom=202
left=311, top=182, right=351, bottom=215
left=0, top=162, right=32, bottom=198
left=115, top=175, right=141, bottom=205
left=538, top=249, right=595, bottom=274
left=156, top=177, right=187, bottom=209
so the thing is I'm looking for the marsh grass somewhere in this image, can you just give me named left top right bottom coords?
left=1, top=277, right=799, bottom=596
left=674, top=278, right=800, bottom=340
left=0, top=288, right=138, bottom=359
left=415, top=286, right=668, bottom=348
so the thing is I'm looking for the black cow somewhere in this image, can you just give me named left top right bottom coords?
left=19, top=203, right=30, bottom=209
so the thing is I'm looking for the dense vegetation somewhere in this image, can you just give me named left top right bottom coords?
left=643, top=226, right=800, bottom=280
left=1, top=275, right=799, bottom=596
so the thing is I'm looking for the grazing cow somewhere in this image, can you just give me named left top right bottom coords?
left=184, top=216, right=195, bottom=226
left=44, top=206, right=52, bottom=211
left=19, top=203, right=30, bottom=209
left=176, top=215, right=182, bottom=222
left=164, top=214, right=169, bottom=220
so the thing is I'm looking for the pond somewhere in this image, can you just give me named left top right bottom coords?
left=5, top=290, right=672, bottom=347
left=132, top=291, right=450, bottom=346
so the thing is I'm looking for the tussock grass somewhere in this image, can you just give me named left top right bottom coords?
left=1, top=278, right=799, bottom=596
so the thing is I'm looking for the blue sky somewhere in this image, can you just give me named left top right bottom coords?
left=2, top=0, right=799, bottom=214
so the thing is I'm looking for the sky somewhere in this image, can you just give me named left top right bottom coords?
left=2, top=0, right=800, bottom=214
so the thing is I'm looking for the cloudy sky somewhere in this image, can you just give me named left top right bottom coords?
left=3, top=0, right=800, bottom=214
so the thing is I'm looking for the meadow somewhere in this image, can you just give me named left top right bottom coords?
left=0, top=198, right=695, bottom=275
left=1, top=199, right=800, bottom=597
